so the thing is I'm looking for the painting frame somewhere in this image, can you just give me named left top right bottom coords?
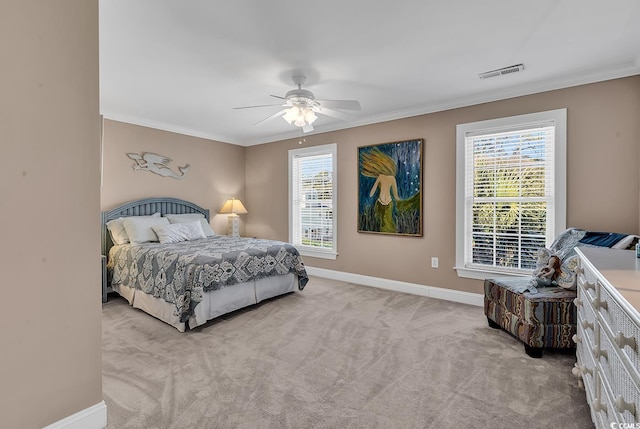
left=357, top=138, right=423, bottom=236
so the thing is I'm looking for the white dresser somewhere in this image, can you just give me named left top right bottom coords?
left=575, top=247, right=640, bottom=428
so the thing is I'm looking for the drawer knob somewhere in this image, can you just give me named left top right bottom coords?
left=581, top=320, right=594, bottom=330
left=591, top=298, right=607, bottom=311
left=615, top=332, right=637, bottom=350
left=592, top=397, right=606, bottom=413
left=573, top=298, right=582, bottom=307
left=592, top=346, right=608, bottom=360
left=584, top=281, right=596, bottom=291
left=580, top=364, right=593, bottom=376
left=572, top=334, right=581, bottom=344
left=615, top=395, right=636, bottom=416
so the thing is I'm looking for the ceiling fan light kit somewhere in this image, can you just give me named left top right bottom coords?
left=234, top=74, right=361, bottom=133
left=283, top=105, right=318, bottom=127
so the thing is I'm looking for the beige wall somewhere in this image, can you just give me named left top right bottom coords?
left=246, top=75, right=640, bottom=295
left=101, top=120, right=247, bottom=235
left=0, top=1, right=102, bottom=428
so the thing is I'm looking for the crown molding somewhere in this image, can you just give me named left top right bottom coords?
left=103, top=64, right=640, bottom=147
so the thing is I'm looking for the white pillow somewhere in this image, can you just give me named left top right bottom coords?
left=152, top=221, right=206, bottom=244
left=122, top=216, right=170, bottom=243
left=106, top=212, right=160, bottom=244
left=164, top=213, right=216, bottom=237
left=612, top=234, right=640, bottom=249
left=106, top=219, right=129, bottom=245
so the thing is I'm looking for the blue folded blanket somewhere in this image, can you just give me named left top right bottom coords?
left=579, top=232, right=628, bottom=248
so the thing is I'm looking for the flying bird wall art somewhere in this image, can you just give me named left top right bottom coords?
left=126, top=152, right=190, bottom=180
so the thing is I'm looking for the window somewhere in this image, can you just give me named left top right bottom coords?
left=455, top=109, right=566, bottom=279
left=289, top=143, right=337, bottom=259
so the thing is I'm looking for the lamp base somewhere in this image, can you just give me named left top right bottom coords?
left=227, top=214, right=240, bottom=237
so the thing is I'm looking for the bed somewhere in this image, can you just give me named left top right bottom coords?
left=102, top=197, right=309, bottom=332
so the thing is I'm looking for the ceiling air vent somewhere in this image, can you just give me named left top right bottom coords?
left=478, top=64, right=525, bottom=79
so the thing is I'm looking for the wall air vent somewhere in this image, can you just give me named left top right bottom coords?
left=478, top=64, right=525, bottom=79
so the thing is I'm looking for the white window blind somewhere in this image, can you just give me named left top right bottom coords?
left=289, top=144, right=337, bottom=259
left=465, top=123, right=554, bottom=272
left=455, top=109, right=566, bottom=279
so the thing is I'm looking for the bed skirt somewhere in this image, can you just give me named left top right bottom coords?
left=113, top=273, right=297, bottom=332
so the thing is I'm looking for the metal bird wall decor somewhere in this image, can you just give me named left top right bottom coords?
left=126, top=152, right=190, bottom=180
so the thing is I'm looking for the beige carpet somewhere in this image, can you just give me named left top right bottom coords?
left=102, top=276, right=593, bottom=429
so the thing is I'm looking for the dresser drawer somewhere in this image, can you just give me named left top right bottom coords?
left=599, top=358, right=639, bottom=425
left=599, top=283, right=640, bottom=376
left=592, top=372, right=620, bottom=427
left=576, top=323, right=597, bottom=399
left=597, top=325, right=640, bottom=422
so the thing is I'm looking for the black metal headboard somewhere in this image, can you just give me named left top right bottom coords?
left=101, top=197, right=210, bottom=257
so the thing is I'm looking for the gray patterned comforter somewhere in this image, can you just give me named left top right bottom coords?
left=108, top=236, right=308, bottom=322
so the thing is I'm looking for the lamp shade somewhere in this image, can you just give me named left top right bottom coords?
left=282, top=105, right=318, bottom=128
left=282, top=106, right=300, bottom=124
left=219, top=198, right=248, bottom=215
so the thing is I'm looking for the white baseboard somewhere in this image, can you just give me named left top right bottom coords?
left=305, top=266, right=484, bottom=307
left=43, top=401, right=107, bottom=429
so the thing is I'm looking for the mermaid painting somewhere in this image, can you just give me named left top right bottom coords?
left=358, top=139, right=423, bottom=235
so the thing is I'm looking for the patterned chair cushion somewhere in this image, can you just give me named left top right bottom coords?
left=484, top=277, right=576, bottom=349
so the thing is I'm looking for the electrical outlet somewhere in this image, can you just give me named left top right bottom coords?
left=431, top=257, right=439, bottom=268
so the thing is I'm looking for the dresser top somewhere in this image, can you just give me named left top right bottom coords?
left=619, top=289, right=640, bottom=312
left=576, top=247, right=640, bottom=311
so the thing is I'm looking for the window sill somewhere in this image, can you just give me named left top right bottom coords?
left=454, top=266, right=531, bottom=281
left=298, top=247, right=337, bottom=260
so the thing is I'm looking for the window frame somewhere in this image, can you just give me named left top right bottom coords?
left=455, top=109, right=567, bottom=280
left=288, top=143, right=338, bottom=260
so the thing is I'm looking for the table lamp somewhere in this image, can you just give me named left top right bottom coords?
left=219, top=198, right=248, bottom=236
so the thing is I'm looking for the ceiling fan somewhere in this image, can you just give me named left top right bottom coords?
left=233, top=75, right=361, bottom=133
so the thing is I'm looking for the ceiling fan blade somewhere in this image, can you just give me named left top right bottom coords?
left=315, top=107, right=354, bottom=121
left=270, top=94, right=286, bottom=100
left=233, top=103, right=284, bottom=110
left=254, top=109, right=287, bottom=126
left=302, top=123, right=314, bottom=133
left=316, top=99, right=361, bottom=110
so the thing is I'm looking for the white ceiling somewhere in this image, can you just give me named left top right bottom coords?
left=99, top=0, right=640, bottom=146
